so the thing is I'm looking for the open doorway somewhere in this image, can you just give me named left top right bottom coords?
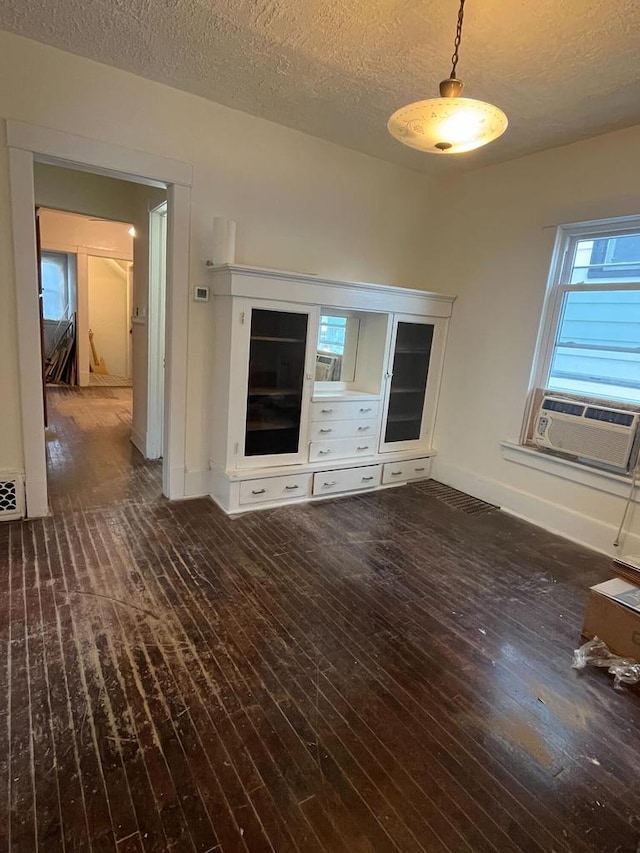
left=36, top=205, right=139, bottom=508
left=8, top=120, right=191, bottom=517
left=33, top=166, right=168, bottom=509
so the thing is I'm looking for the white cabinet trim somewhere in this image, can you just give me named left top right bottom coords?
left=210, top=264, right=455, bottom=317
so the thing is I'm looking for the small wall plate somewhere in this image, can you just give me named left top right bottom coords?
left=194, top=285, right=210, bottom=302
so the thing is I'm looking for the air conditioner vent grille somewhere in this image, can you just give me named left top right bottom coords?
left=584, top=407, right=635, bottom=427
left=541, top=399, right=585, bottom=416
left=546, top=419, right=633, bottom=466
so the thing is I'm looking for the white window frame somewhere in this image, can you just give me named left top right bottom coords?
left=527, top=214, right=640, bottom=423
left=41, top=250, right=74, bottom=322
left=318, top=313, right=349, bottom=355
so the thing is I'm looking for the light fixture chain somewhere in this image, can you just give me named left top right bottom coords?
left=450, top=0, right=466, bottom=79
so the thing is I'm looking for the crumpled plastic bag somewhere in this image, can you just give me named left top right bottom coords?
left=572, top=636, right=640, bottom=690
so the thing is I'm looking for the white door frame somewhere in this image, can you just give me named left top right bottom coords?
left=7, top=120, right=193, bottom=515
left=147, top=201, right=167, bottom=460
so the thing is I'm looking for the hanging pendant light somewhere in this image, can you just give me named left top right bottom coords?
left=388, top=0, right=507, bottom=154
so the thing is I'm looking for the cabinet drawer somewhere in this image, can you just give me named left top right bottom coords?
left=310, top=437, right=376, bottom=463
left=239, top=473, right=312, bottom=506
left=312, top=465, right=381, bottom=496
left=311, top=400, right=379, bottom=421
left=382, top=457, right=432, bottom=485
left=309, top=418, right=378, bottom=441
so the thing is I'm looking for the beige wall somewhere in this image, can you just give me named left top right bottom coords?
left=38, top=207, right=133, bottom=256
left=35, top=163, right=139, bottom=222
left=0, top=30, right=434, bottom=490
left=428, top=124, right=640, bottom=555
left=0, top=145, right=22, bottom=472
left=88, top=256, right=130, bottom=379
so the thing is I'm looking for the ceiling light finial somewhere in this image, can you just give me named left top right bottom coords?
left=388, top=0, right=508, bottom=155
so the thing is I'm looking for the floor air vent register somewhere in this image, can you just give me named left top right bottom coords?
left=0, top=473, right=25, bottom=521
left=414, top=480, right=499, bottom=516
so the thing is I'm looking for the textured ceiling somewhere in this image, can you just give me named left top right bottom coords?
left=2, top=0, right=640, bottom=173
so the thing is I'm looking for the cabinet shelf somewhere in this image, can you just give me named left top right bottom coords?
left=390, top=387, right=424, bottom=394
left=394, top=347, right=431, bottom=354
left=250, top=336, right=306, bottom=343
left=386, top=414, right=422, bottom=424
left=248, top=388, right=300, bottom=397
left=246, top=420, right=298, bottom=432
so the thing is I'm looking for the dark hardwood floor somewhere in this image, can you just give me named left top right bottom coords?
left=1, top=386, right=638, bottom=852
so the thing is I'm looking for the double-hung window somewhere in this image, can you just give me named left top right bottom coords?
left=535, top=219, right=640, bottom=407
left=41, top=251, right=72, bottom=322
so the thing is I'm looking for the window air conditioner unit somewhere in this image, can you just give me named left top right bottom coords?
left=315, top=352, right=342, bottom=381
left=534, top=396, right=640, bottom=473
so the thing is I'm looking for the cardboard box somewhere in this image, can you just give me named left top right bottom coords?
left=583, top=578, right=640, bottom=660
left=612, top=554, right=640, bottom=586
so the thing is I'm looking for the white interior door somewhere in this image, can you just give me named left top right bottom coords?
left=146, top=202, right=167, bottom=459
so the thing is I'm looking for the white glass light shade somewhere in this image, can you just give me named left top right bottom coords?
left=388, top=96, right=508, bottom=154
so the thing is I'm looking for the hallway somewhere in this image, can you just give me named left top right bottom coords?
left=2, top=392, right=639, bottom=852
left=45, top=387, right=160, bottom=512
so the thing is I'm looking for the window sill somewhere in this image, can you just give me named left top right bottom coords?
left=500, top=440, right=638, bottom=501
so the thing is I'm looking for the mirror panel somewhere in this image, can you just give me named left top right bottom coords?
left=316, top=312, right=359, bottom=382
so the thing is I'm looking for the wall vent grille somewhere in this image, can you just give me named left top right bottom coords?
left=0, top=472, right=25, bottom=521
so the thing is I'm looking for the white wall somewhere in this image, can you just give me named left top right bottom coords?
left=428, top=124, right=640, bottom=556
left=88, top=256, right=130, bottom=378
left=0, top=30, right=435, bottom=494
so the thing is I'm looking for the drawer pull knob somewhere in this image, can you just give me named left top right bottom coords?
left=321, top=408, right=334, bottom=414
left=318, top=449, right=332, bottom=455
left=357, top=426, right=370, bottom=431
left=415, top=467, right=425, bottom=472
left=361, top=476, right=374, bottom=481
left=356, top=446, right=370, bottom=451
left=251, top=488, right=267, bottom=495
left=323, top=481, right=338, bottom=487
left=285, top=485, right=299, bottom=491
left=319, top=428, right=332, bottom=433
left=390, top=471, right=402, bottom=476
left=359, top=407, right=372, bottom=413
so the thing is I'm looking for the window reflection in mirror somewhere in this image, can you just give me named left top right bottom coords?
left=316, top=312, right=359, bottom=382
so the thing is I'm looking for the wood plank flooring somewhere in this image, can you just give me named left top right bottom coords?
left=1, top=387, right=639, bottom=852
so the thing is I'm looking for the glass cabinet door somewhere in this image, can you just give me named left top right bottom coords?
left=244, top=308, right=309, bottom=458
left=383, top=321, right=434, bottom=445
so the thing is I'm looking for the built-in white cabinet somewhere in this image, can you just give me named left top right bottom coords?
left=379, top=315, right=448, bottom=453
left=209, top=265, right=454, bottom=514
